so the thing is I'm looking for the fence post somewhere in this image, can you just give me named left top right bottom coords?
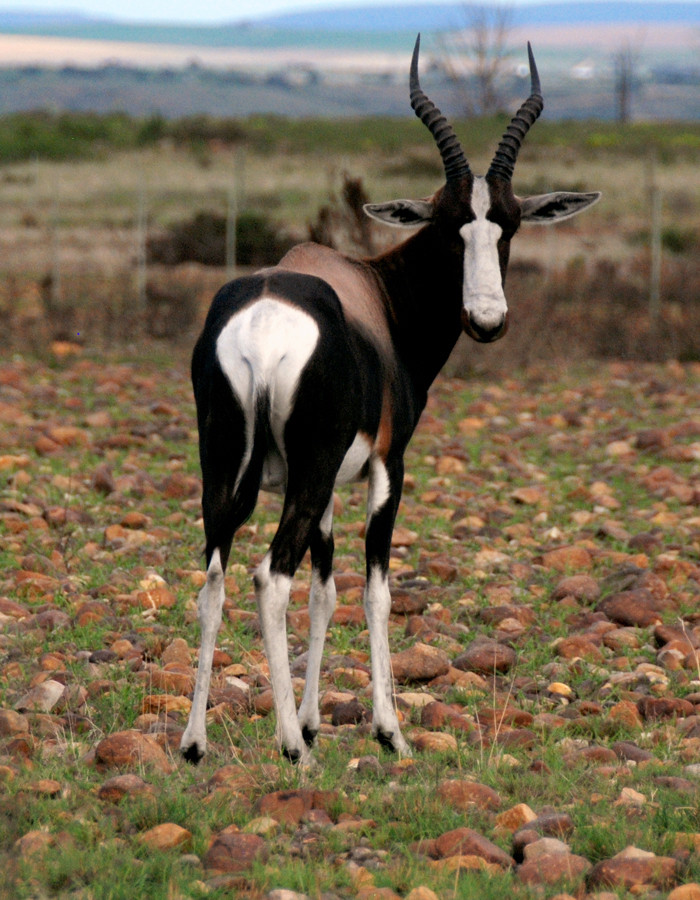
left=136, top=179, right=148, bottom=310
left=50, top=170, right=62, bottom=308
left=226, top=150, right=244, bottom=281
left=647, top=152, right=662, bottom=335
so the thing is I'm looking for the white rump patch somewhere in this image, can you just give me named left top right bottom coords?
left=216, top=298, right=320, bottom=487
left=460, top=177, right=508, bottom=331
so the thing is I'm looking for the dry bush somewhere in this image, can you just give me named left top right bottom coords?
left=147, top=210, right=294, bottom=267
left=308, top=172, right=376, bottom=255
left=450, top=253, right=700, bottom=374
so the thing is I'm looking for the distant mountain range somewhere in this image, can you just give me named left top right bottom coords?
left=0, top=3, right=697, bottom=120
left=1, top=2, right=698, bottom=43
left=260, top=2, right=700, bottom=31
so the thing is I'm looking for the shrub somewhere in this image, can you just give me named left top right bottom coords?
left=147, top=210, right=293, bottom=267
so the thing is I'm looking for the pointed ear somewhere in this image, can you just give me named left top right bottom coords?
left=363, top=198, right=434, bottom=228
left=520, top=191, right=601, bottom=224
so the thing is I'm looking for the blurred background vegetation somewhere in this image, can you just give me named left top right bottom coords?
left=0, top=111, right=698, bottom=368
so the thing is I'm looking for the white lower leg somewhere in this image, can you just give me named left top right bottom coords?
left=181, top=549, right=225, bottom=761
left=255, top=554, right=307, bottom=761
left=364, top=565, right=410, bottom=755
left=297, top=568, right=336, bottom=739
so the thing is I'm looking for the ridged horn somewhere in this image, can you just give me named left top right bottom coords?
left=410, top=33, right=471, bottom=182
left=487, top=42, right=543, bottom=182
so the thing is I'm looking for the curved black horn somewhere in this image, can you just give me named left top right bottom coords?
left=410, top=34, right=471, bottom=182
left=487, top=42, right=543, bottom=182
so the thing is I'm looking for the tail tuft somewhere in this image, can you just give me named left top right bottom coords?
left=229, top=391, right=270, bottom=528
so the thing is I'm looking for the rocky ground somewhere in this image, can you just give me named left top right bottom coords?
left=0, top=347, right=698, bottom=899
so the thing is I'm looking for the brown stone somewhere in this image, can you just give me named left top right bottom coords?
left=495, top=803, right=537, bottom=833
left=598, top=590, right=664, bottom=627
left=436, top=780, right=501, bottom=811
left=14, top=680, right=65, bottom=713
left=257, top=789, right=339, bottom=825
left=204, top=828, right=267, bottom=873
left=555, top=635, right=604, bottom=662
left=424, top=558, right=458, bottom=582
left=637, top=696, right=694, bottom=721
left=494, top=728, right=537, bottom=749
left=0, top=598, right=31, bottom=619
left=577, top=745, right=618, bottom=764
left=475, top=707, right=534, bottom=729
left=434, top=827, right=513, bottom=867
left=0, top=709, right=30, bottom=736
left=25, top=779, right=60, bottom=797
left=147, top=668, right=195, bottom=694
left=540, top=547, right=593, bottom=573
left=133, top=586, right=177, bottom=610
left=517, top=852, right=591, bottom=885
left=588, top=855, right=678, bottom=890
left=421, top=701, right=473, bottom=733
left=668, top=885, right=700, bottom=900
left=161, top=638, right=192, bottom=666
left=121, top=511, right=150, bottom=529
left=552, top=575, right=601, bottom=603
left=390, top=642, right=450, bottom=683
left=519, top=811, right=575, bottom=840
left=412, top=732, right=458, bottom=753
left=91, top=464, right=116, bottom=494
left=603, top=628, right=641, bottom=652
left=654, top=624, right=698, bottom=649
left=331, top=698, right=366, bottom=726
left=14, top=830, right=54, bottom=858
left=139, top=823, right=191, bottom=851
left=94, top=730, right=173, bottom=773
left=405, top=889, right=440, bottom=900
left=391, top=591, right=429, bottom=616
left=97, top=773, right=154, bottom=802
left=607, top=700, right=644, bottom=729
left=611, top=741, right=654, bottom=763
left=453, top=640, right=516, bottom=675
left=332, top=605, right=365, bottom=626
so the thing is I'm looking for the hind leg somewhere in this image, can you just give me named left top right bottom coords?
left=257, top=472, right=339, bottom=764
left=297, top=496, right=336, bottom=746
left=181, top=385, right=248, bottom=764
left=181, top=548, right=227, bottom=763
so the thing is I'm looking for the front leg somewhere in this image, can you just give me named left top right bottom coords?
left=364, top=456, right=411, bottom=756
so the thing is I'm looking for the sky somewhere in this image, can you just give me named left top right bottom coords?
left=6, top=0, right=615, bottom=25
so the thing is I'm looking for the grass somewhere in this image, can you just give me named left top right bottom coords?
left=3, top=351, right=696, bottom=897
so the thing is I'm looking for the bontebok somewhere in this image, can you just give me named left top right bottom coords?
left=181, top=35, right=601, bottom=765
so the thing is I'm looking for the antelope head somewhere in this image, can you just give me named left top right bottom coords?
left=365, top=35, right=601, bottom=343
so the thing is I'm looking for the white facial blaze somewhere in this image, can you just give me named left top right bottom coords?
left=460, top=178, right=508, bottom=332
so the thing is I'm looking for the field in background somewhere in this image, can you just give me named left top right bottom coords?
left=0, top=113, right=698, bottom=366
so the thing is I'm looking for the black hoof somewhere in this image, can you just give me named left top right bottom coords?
left=301, top=725, right=318, bottom=748
left=181, top=744, right=204, bottom=765
left=374, top=730, right=396, bottom=752
left=282, top=745, right=302, bottom=763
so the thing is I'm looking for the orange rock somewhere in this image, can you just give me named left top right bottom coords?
left=495, top=803, right=537, bottom=833
left=540, top=546, right=593, bottom=573
left=437, top=779, right=502, bottom=811
left=412, top=732, right=458, bottom=753
left=138, top=823, right=191, bottom=851
left=94, top=730, right=173, bottom=773
left=133, top=586, right=177, bottom=610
